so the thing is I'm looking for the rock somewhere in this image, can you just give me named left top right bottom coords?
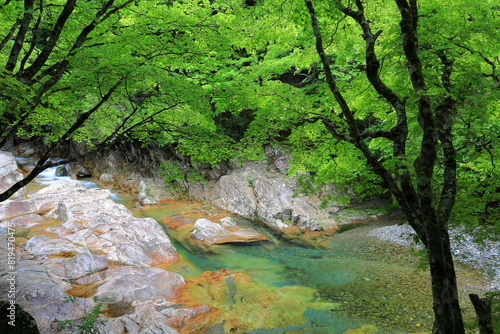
left=25, top=235, right=88, bottom=256
left=55, top=166, right=68, bottom=176
left=27, top=184, right=179, bottom=266
left=64, top=253, right=108, bottom=280
left=67, top=162, right=91, bottom=178
left=76, top=267, right=185, bottom=303
left=190, top=218, right=268, bottom=245
left=188, top=163, right=347, bottom=232
left=219, top=217, right=237, bottom=228
left=0, top=200, right=38, bottom=220
left=0, top=179, right=193, bottom=334
left=109, top=304, right=180, bottom=334
left=29, top=181, right=88, bottom=213
left=191, top=218, right=231, bottom=243
left=99, top=173, right=115, bottom=184
left=0, top=249, right=83, bottom=333
left=0, top=151, right=27, bottom=199
left=280, top=226, right=336, bottom=250
left=83, top=213, right=179, bottom=266
left=4, top=214, right=43, bottom=228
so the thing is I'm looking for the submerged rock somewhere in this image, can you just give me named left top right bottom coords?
left=173, top=269, right=315, bottom=334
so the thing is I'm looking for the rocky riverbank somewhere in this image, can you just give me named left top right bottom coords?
left=369, top=223, right=500, bottom=291
left=81, top=147, right=388, bottom=233
left=2, top=148, right=498, bottom=333
left=0, top=178, right=202, bottom=333
left=0, top=151, right=401, bottom=334
left=0, top=152, right=214, bottom=333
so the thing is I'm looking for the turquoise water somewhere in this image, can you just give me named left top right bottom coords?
left=28, top=168, right=486, bottom=333
left=132, top=202, right=434, bottom=334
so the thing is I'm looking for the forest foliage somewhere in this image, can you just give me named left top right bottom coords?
left=1, top=0, right=499, bottom=331
left=1, top=0, right=498, bottom=234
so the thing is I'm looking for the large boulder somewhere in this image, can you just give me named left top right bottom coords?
left=0, top=180, right=188, bottom=333
left=191, top=218, right=269, bottom=245
left=0, top=151, right=27, bottom=199
left=189, top=163, right=342, bottom=230
left=188, top=162, right=385, bottom=232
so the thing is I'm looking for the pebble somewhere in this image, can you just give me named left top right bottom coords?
left=369, top=224, right=500, bottom=291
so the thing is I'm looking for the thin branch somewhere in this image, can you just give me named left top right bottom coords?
left=0, top=19, right=21, bottom=52
left=337, top=0, right=408, bottom=157
left=0, top=79, right=123, bottom=203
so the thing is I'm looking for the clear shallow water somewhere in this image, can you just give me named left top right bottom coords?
left=133, top=202, right=435, bottom=334
left=26, top=169, right=489, bottom=333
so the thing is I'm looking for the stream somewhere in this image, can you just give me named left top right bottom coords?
left=29, top=165, right=491, bottom=334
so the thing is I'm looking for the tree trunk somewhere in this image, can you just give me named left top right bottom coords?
left=425, top=221, right=465, bottom=334
left=469, top=293, right=494, bottom=334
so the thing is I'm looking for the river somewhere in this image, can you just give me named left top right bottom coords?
left=29, top=165, right=492, bottom=333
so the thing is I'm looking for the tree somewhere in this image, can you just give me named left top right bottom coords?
left=232, top=0, right=498, bottom=332
left=0, top=0, right=239, bottom=201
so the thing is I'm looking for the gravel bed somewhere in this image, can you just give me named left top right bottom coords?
left=369, top=223, right=500, bottom=291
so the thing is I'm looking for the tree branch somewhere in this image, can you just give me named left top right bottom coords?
left=435, top=50, right=457, bottom=224
left=394, top=0, right=436, bottom=216
left=5, top=0, right=34, bottom=71
left=0, top=79, right=123, bottom=203
left=16, top=0, right=77, bottom=83
left=19, top=0, right=44, bottom=72
left=337, top=0, right=408, bottom=157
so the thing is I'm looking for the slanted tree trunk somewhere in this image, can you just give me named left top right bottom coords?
left=469, top=294, right=494, bottom=334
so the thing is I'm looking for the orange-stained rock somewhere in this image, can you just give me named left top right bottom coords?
left=164, top=214, right=196, bottom=229
left=280, top=226, right=336, bottom=249
left=190, top=217, right=269, bottom=245
left=169, top=269, right=310, bottom=334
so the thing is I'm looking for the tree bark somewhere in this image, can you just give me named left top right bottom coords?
left=469, top=294, right=494, bottom=334
left=424, top=220, right=465, bottom=333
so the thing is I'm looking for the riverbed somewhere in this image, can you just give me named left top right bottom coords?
left=26, top=167, right=495, bottom=333
left=131, top=200, right=493, bottom=334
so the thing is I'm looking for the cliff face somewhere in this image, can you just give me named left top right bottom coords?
left=4, top=139, right=386, bottom=230
left=81, top=146, right=386, bottom=232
